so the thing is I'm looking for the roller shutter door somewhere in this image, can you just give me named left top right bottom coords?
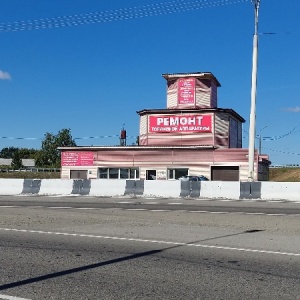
left=70, top=170, right=88, bottom=179
left=211, top=166, right=239, bottom=181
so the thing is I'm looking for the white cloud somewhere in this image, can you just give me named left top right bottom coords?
left=0, top=70, right=11, bottom=80
left=285, top=107, right=300, bottom=112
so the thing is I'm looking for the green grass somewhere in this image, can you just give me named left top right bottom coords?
left=0, top=171, right=60, bottom=179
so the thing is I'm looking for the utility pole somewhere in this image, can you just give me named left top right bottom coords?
left=248, top=0, right=260, bottom=182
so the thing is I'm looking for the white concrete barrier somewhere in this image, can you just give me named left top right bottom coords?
left=0, top=179, right=24, bottom=195
left=0, top=179, right=300, bottom=201
left=144, top=180, right=181, bottom=198
left=261, top=182, right=300, bottom=201
left=90, top=179, right=127, bottom=197
left=39, top=179, right=74, bottom=195
left=200, top=181, right=240, bottom=200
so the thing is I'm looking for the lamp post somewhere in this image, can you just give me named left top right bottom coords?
left=248, top=0, right=261, bottom=182
left=258, top=125, right=267, bottom=155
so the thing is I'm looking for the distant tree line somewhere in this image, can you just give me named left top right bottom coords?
left=0, top=129, right=76, bottom=169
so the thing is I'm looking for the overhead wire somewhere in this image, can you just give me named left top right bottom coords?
left=0, top=0, right=249, bottom=33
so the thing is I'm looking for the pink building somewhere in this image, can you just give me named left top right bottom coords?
left=59, top=72, right=270, bottom=181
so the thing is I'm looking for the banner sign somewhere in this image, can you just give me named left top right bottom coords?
left=61, top=151, right=94, bottom=166
left=178, top=78, right=195, bottom=104
left=149, top=114, right=212, bottom=133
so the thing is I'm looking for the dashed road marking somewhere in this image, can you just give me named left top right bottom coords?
left=0, top=205, right=296, bottom=217
left=0, top=293, right=32, bottom=300
left=1, top=228, right=299, bottom=257
left=76, top=208, right=97, bottom=210
left=47, top=207, right=72, bottom=209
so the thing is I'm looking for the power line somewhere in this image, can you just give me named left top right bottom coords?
left=0, top=0, right=249, bottom=33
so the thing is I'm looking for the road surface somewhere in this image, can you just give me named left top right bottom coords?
left=0, top=196, right=299, bottom=299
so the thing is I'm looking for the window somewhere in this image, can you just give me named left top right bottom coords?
left=109, top=168, right=119, bottom=179
left=130, top=168, right=139, bottom=179
left=98, top=168, right=139, bottom=179
left=120, top=168, right=129, bottom=179
left=168, top=168, right=188, bottom=180
left=99, top=168, right=108, bottom=179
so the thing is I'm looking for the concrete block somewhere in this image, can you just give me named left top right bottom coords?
left=200, top=181, right=240, bottom=199
left=22, top=179, right=41, bottom=194
left=0, top=179, right=24, bottom=195
left=90, top=179, right=127, bottom=197
left=261, top=182, right=300, bottom=201
left=39, top=179, right=74, bottom=195
left=240, top=182, right=261, bottom=199
left=144, top=180, right=181, bottom=198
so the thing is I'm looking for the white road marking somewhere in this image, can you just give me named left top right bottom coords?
left=189, top=210, right=209, bottom=213
left=150, top=209, right=171, bottom=212
left=0, top=206, right=19, bottom=208
left=0, top=293, right=32, bottom=300
left=0, top=227, right=299, bottom=257
left=266, top=214, right=286, bottom=216
left=48, top=207, right=72, bottom=209
left=245, top=213, right=265, bottom=215
left=219, top=199, right=234, bottom=202
left=115, top=201, right=132, bottom=204
left=76, top=208, right=97, bottom=210
left=209, top=212, right=229, bottom=214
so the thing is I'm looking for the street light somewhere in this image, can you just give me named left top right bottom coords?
left=248, top=0, right=261, bottom=182
left=258, top=125, right=267, bottom=155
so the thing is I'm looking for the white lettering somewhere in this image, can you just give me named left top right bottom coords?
left=157, top=118, right=164, bottom=125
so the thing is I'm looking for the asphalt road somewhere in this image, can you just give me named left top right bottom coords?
left=0, top=196, right=299, bottom=300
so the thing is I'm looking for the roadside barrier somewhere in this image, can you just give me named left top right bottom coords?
left=0, top=179, right=299, bottom=201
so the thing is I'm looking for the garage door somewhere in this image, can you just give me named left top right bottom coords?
left=211, top=166, right=239, bottom=181
left=70, top=170, right=88, bottom=179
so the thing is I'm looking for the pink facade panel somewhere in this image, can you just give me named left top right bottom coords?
left=166, top=77, right=215, bottom=109
left=141, top=134, right=213, bottom=146
left=214, top=112, right=229, bottom=148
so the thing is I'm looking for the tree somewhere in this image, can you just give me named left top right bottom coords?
left=0, top=147, right=19, bottom=158
left=11, top=150, right=23, bottom=170
left=35, top=128, right=76, bottom=168
left=18, top=148, right=39, bottom=159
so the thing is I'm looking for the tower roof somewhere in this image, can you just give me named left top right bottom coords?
left=162, top=72, right=221, bottom=87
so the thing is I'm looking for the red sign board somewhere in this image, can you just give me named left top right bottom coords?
left=149, top=114, right=212, bottom=133
left=61, top=151, right=94, bottom=166
left=178, top=78, right=195, bottom=104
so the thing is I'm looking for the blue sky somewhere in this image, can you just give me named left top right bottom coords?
left=0, top=0, right=299, bottom=165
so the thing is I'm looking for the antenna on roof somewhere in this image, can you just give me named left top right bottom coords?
left=120, top=124, right=127, bottom=146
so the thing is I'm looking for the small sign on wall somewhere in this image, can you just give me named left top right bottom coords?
left=178, top=78, right=195, bottom=105
left=61, top=152, right=94, bottom=166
